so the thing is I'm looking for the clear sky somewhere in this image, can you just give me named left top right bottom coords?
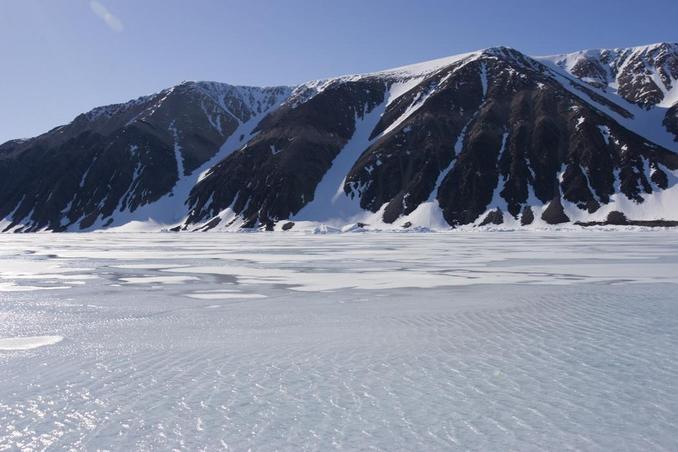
left=1, top=0, right=676, bottom=143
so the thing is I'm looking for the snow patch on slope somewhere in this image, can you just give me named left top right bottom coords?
left=293, top=101, right=388, bottom=223
left=84, top=90, right=292, bottom=232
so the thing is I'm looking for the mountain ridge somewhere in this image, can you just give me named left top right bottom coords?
left=1, top=43, right=677, bottom=232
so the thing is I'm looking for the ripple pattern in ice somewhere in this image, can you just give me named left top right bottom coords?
left=0, top=232, right=677, bottom=450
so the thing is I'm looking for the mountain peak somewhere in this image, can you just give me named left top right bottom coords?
left=480, top=45, right=521, bottom=55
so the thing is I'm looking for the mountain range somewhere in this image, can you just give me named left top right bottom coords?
left=1, top=42, right=677, bottom=232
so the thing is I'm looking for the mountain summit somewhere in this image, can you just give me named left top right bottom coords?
left=2, top=43, right=677, bottom=232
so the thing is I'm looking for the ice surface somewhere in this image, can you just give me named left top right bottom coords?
left=1, top=232, right=677, bottom=450
left=0, top=336, right=63, bottom=351
left=119, top=275, right=201, bottom=285
left=186, top=292, right=267, bottom=300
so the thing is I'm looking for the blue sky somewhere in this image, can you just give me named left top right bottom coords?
left=1, top=0, right=676, bottom=143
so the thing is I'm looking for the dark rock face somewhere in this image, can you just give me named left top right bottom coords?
left=606, top=211, right=628, bottom=225
left=541, top=196, right=570, bottom=225
left=438, top=55, right=555, bottom=225
left=0, top=83, right=290, bottom=231
left=567, top=57, right=609, bottom=89
left=344, top=59, right=484, bottom=224
left=340, top=48, right=677, bottom=228
left=185, top=79, right=387, bottom=229
left=1, top=44, right=677, bottom=232
left=666, top=105, right=678, bottom=141
left=0, top=127, right=176, bottom=232
left=520, top=206, right=534, bottom=225
left=576, top=218, right=678, bottom=227
left=612, top=44, right=678, bottom=108
left=479, top=209, right=504, bottom=226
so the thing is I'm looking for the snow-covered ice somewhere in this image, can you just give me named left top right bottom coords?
left=0, top=336, right=63, bottom=351
left=0, top=231, right=677, bottom=450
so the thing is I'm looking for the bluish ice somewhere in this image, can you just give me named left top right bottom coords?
left=1, top=231, right=677, bottom=450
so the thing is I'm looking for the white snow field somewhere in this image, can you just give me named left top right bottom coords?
left=1, top=231, right=677, bottom=450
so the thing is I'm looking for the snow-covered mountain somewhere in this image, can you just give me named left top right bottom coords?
left=2, top=43, right=678, bottom=232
